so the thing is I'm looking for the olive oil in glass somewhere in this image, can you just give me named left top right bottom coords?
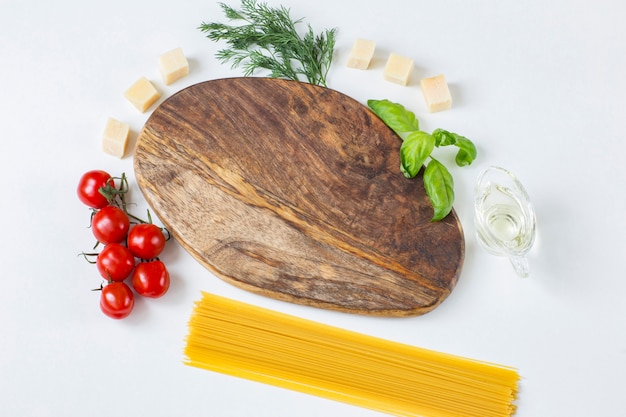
left=474, top=166, right=536, bottom=277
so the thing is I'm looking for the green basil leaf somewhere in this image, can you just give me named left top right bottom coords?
left=454, top=136, right=477, bottom=166
left=432, top=128, right=457, bottom=147
left=399, top=131, right=435, bottom=178
left=367, top=99, right=419, bottom=140
left=423, top=159, right=455, bottom=221
left=432, top=129, right=477, bottom=166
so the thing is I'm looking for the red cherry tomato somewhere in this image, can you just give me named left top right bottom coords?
left=91, top=206, right=130, bottom=244
left=132, top=260, right=170, bottom=298
left=100, top=282, right=134, bottom=319
left=96, top=243, right=135, bottom=282
left=77, top=170, right=114, bottom=209
left=127, top=224, right=166, bottom=260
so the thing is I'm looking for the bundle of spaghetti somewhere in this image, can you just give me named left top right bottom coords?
left=184, top=292, right=519, bottom=417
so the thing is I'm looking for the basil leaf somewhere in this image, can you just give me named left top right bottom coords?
left=399, top=131, right=435, bottom=178
left=432, top=128, right=457, bottom=147
left=367, top=99, right=419, bottom=140
left=432, top=129, right=477, bottom=166
left=454, top=136, right=477, bottom=167
left=423, top=159, right=455, bottom=221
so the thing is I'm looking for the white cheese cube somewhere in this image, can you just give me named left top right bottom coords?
left=420, top=74, right=452, bottom=112
left=159, top=47, right=189, bottom=85
left=124, top=77, right=161, bottom=112
left=383, top=53, right=414, bottom=86
left=101, top=117, right=130, bottom=158
left=346, top=39, right=376, bottom=70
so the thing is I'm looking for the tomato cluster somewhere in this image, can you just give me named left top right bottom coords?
left=78, top=170, right=171, bottom=319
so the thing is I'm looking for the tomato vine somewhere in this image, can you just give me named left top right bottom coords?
left=77, top=170, right=172, bottom=319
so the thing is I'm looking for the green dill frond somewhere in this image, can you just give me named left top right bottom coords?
left=198, top=0, right=336, bottom=87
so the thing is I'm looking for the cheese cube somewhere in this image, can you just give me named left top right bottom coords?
left=159, top=47, right=189, bottom=85
left=420, top=74, right=452, bottom=112
left=346, top=39, right=376, bottom=70
left=124, top=77, right=160, bottom=112
left=383, top=53, right=414, bottom=86
left=101, top=117, right=130, bottom=158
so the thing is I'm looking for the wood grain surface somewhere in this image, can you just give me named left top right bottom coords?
left=134, top=77, right=464, bottom=316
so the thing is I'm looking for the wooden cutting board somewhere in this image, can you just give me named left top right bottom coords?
left=134, top=77, right=464, bottom=317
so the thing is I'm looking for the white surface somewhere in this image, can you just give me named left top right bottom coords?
left=1, top=0, right=625, bottom=416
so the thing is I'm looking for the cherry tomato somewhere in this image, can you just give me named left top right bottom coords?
left=91, top=206, right=130, bottom=244
left=96, top=243, right=135, bottom=282
left=100, top=282, right=134, bottom=319
left=77, top=170, right=114, bottom=209
left=132, top=260, right=170, bottom=298
left=127, top=224, right=166, bottom=260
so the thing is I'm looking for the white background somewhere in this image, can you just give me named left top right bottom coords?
left=1, top=0, right=625, bottom=416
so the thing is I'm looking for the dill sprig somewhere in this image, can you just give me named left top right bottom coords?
left=199, top=0, right=337, bottom=87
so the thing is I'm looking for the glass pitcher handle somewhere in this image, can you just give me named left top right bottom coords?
left=509, top=255, right=530, bottom=278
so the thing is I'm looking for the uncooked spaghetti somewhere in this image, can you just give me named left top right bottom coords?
left=184, top=292, right=518, bottom=416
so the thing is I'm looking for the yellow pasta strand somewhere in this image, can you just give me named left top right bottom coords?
left=184, top=292, right=519, bottom=417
